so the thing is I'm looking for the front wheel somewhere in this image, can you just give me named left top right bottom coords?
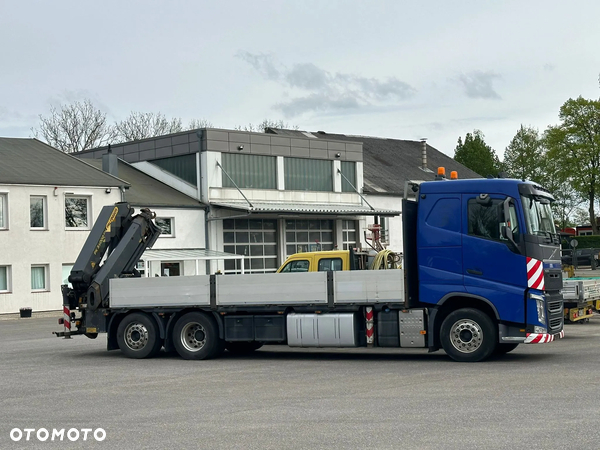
left=440, top=308, right=496, bottom=362
left=116, top=313, right=162, bottom=359
left=173, top=312, right=224, bottom=360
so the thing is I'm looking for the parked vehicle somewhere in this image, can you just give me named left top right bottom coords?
left=276, top=249, right=400, bottom=272
left=56, top=172, right=564, bottom=362
left=562, top=276, right=600, bottom=322
left=561, top=248, right=599, bottom=267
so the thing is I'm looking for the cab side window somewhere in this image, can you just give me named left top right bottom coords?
left=280, top=260, right=309, bottom=273
left=317, top=258, right=343, bottom=272
left=467, top=198, right=504, bottom=241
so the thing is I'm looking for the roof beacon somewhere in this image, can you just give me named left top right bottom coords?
left=450, top=171, right=458, bottom=180
left=435, top=167, right=446, bottom=180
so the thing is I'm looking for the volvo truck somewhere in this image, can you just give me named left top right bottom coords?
left=56, top=175, right=564, bottom=362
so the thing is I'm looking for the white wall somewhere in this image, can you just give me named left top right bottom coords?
left=0, top=184, right=121, bottom=314
left=361, top=194, right=404, bottom=254
left=138, top=207, right=206, bottom=277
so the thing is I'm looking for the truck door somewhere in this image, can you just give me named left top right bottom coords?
left=461, top=194, right=526, bottom=323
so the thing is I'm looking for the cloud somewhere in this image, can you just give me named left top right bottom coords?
left=236, top=51, right=416, bottom=117
left=275, top=94, right=361, bottom=117
left=457, top=71, right=501, bottom=99
left=236, top=51, right=282, bottom=81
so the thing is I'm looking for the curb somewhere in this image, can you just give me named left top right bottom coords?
left=0, top=310, right=63, bottom=321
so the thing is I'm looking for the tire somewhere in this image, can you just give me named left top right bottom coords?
left=495, top=343, right=519, bottom=355
left=225, top=342, right=263, bottom=355
left=173, top=312, right=224, bottom=360
left=116, top=313, right=162, bottom=359
left=440, top=308, right=496, bottom=362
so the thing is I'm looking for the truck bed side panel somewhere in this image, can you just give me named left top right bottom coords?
left=334, top=270, right=404, bottom=304
left=216, top=272, right=328, bottom=305
left=109, top=276, right=211, bottom=307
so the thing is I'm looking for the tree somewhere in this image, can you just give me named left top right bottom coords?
left=503, top=125, right=544, bottom=182
left=538, top=150, right=583, bottom=230
left=114, top=112, right=184, bottom=142
left=188, top=118, right=213, bottom=129
left=453, top=130, right=501, bottom=177
left=32, top=99, right=116, bottom=153
left=235, top=119, right=299, bottom=133
left=545, top=96, right=600, bottom=234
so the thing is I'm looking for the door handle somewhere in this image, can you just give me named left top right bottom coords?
left=467, top=269, right=483, bottom=276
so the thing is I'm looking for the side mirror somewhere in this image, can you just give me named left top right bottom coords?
left=501, top=225, right=513, bottom=241
left=502, top=197, right=521, bottom=254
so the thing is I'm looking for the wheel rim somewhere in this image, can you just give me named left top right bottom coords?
left=449, top=319, right=483, bottom=353
left=180, top=322, right=207, bottom=352
left=124, top=322, right=149, bottom=351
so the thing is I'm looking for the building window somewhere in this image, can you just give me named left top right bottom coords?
left=0, top=194, right=8, bottom=230
left=150, top=154, right=197, bottom=185
left=342, top=220, right=357, bottom=250
left=0, top=266, right=10, bottom=292
left=31, top=265, right=48, bottom=291
left=156, top=217, right=174, bottom=237
left=62, top=264, right=73, bottom=288
left=135, top=260, right=145, bottom=276
left=161, top=262, right=181, bottom=277
left=65, top=196, right=90, bottom=228
left=285, top=219, right=334, bottom=257
left=223, top=219, right=278, bottom=274
left=30, top=196, right=46, bottom=229
left=340, top=161, right=356, bottom=192
left=284, top=157, right=333, bottom=191
left=221, top=153, right=277, bottom=189
left=0, top=193, right=7, bottom=229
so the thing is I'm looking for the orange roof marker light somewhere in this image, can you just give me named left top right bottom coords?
left=450, top=171, right=458, bottom=180
left=435, top=167, right=446, bottom=180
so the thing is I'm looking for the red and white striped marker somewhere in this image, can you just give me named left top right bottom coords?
left=526, top=257, right=545, bottom=290
left=524, top=329, right=565, bottom=344
left=365, top=307, right=374, bottom=346
left=63, top=305, right=71, bottom=336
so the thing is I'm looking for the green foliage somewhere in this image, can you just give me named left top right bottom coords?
left=453, top=130, right=501, bottom=177
left=545, top=96, right=600, bottom=233
left=565, top=235, right=600, bottom=249
left=503, top=125, right=544, bottom=182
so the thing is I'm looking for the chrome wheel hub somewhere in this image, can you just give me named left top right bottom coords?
left=449, top=319, right=483, bottom=353
left=181, top=322, right=206, bottom=352
left=125, top=322, right=149, bottom=351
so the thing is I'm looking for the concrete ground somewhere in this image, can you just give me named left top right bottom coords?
left=1, top=315, right=599, bottom=449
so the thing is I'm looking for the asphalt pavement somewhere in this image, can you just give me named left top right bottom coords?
left=1, top=315, right=600, bottom=449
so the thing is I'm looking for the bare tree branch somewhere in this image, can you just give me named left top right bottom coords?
left=31, top=99, right=115, bottom=153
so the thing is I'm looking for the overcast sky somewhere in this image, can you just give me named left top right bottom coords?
left=1, top=0, right=599, bottom=157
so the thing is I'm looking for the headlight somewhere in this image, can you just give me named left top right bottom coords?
left=531, top=293, right=546, bottom=326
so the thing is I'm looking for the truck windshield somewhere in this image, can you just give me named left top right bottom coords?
left=521, top=195, right=556, bottom=237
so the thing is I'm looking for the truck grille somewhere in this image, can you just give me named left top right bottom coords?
left=547, top=295, right=564, bottom=334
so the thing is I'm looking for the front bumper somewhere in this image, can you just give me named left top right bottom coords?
left=524, top=329, right=565, bottom=344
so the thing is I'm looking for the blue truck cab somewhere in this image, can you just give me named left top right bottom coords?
left=402, top=176, right=564, bottom=360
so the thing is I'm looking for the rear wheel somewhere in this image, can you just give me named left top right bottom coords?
left=116, top=313, right=162, bottom=359
left=225, top=342, right=263, bottom=355
left=173, top=312, right=224, bottom=360
left=440, top=308, right=496, bottom=362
